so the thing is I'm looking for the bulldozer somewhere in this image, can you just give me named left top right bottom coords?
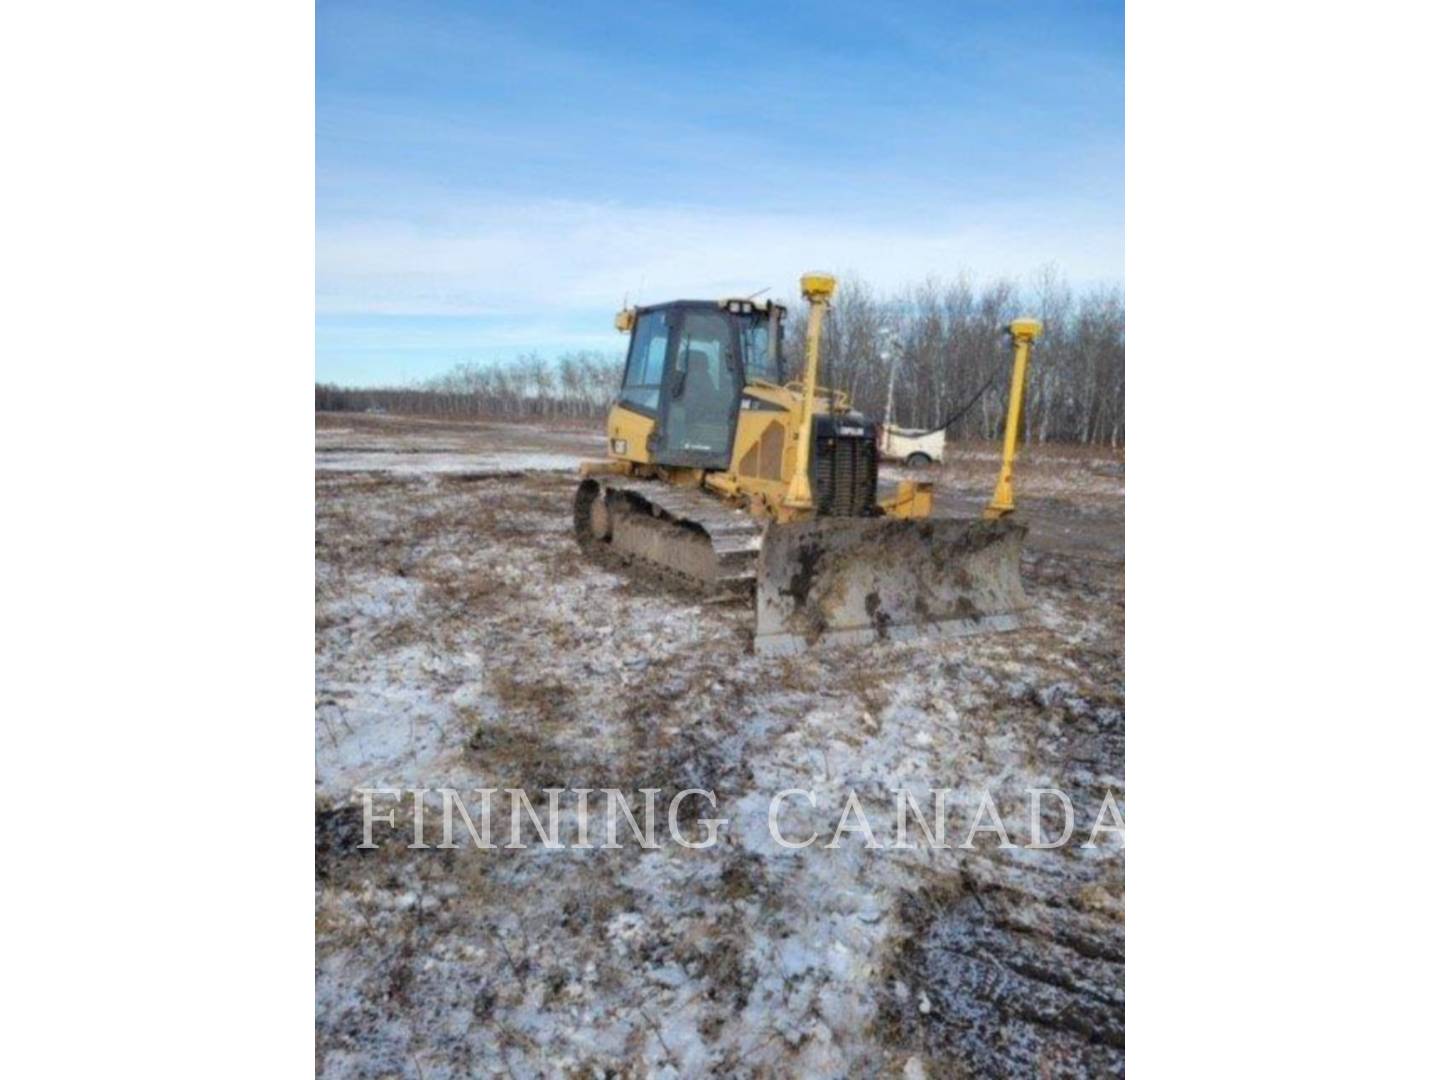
left=574, top=272, right=1042, bottom=655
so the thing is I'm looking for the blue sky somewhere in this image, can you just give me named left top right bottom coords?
left=317, top=0, right=1123, bottom=385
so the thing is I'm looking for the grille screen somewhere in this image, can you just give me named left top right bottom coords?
left=813, top=433, right=878, bottom=516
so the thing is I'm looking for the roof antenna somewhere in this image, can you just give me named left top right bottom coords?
left=746, top=286, right=772, bottom=301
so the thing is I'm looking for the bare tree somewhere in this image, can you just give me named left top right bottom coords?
left=317, top=268, right=1123, bottom=445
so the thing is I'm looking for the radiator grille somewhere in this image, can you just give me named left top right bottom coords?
left=813, top=431, right=878, bottom=517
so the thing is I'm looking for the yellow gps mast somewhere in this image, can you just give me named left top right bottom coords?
left=783, top=271, right=837, bottom=510
left=984, top=318, right=1042, bottom=519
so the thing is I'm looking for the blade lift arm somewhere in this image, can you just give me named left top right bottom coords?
left=984, top=318, right=1043, bottom=519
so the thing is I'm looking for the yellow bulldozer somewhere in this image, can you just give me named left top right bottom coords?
left=575, top=272, right=1041, bottom=655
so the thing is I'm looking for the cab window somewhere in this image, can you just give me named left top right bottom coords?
left=620, top=310, right=670, bottom=412
left=741, top=317, right=782, bottom=383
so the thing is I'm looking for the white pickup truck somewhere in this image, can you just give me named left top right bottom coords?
left=878, top=424, right=946, bottom=467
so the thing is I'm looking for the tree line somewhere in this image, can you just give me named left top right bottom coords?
left=315, top=351, right=623, bottom=422
left=316, top=269, right=1124, bottom=445
left=807, top=268, right=1124, bottom=446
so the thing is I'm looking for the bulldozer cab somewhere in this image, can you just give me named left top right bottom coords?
left=619, top=301, right=784, bottom=470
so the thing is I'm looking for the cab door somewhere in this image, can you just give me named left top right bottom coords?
left=656, top=308, right=742, bottom=469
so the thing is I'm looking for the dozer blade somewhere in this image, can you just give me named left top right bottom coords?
left=753, top=516, right=1028, bottom=656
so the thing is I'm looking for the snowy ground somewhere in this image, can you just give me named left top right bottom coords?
left=316, top=412, right=1125, bottom=1077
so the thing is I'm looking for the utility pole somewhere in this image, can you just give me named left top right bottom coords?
left=881, top=324, right=900, bottom=431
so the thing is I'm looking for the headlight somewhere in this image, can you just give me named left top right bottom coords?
left=611, top=438, right=628, bottom=455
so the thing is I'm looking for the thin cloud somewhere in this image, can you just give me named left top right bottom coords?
left=317, top=195, right=1121, bottom=318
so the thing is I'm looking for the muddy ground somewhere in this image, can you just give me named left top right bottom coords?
left=316, top=412, right=1125, bottom=1078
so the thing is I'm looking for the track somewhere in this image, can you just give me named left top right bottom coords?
left=574, top=478, right=764, bottom=594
